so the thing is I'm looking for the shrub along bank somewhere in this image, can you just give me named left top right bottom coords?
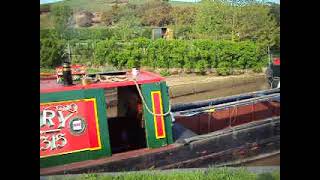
left=40, top=37, right=267, bottom=75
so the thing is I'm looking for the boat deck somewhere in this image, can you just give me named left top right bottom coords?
left=40, top=71, right=165, bottom=93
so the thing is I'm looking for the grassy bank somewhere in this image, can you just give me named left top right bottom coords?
left=45, top=168, right=280, bottom=180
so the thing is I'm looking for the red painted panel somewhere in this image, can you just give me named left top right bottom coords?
left=40, top=98, right=101, bottom=158
left=273, top=58, right=280, bottom=65
left=152, top=92, right=166, bottom=139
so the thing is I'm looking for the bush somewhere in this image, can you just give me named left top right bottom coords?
left=216, top=61, right=232, bottom=76
left=252, top=63, right=263, bottom=73
left=40, top=38, right=65, bottom=68
left=195, top=60, right=208, bottom=75
left=40, top=37, right=267, bottom=75
left=160, top=69, right=171, bottom=77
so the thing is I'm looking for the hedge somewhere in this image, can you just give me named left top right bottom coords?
left=93, top=38, right=268, bottom=72
left=40, top=37, right=268, bottom=73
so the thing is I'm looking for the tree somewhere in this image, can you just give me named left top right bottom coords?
left=50, top=4, right=73, bottom=38
left=114, top=15, right=142, bottom=41
left=101, top=4, right=121, bottom=26
left=193, top=0, right=278, bottom=54
left=234, top=3, right=278, bottom=49
left=267, top=2, right=280, bottom=26
left=170, top=6, right=197, bottom=39
left=193, top=0, right=234, bottom=40
left=138, top=0, right=173, bottom=27
left=40, top=38, right=65, bottom=68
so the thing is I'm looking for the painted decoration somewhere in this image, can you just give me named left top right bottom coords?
left=40, top=98, right=101, bottom=158
left=55, top=64, right=86, bottom=76
left=151, top=91, right=166, bottom=139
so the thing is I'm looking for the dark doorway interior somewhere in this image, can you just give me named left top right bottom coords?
left=106, top=86, right=146, bottom=154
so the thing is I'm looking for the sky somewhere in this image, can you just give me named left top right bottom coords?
left=40, top=0, right=280, bottom=5
left=40, top=0, right=63, bottom=4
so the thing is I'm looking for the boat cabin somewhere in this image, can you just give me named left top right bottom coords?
left=40, top=70, right=173, bottom=168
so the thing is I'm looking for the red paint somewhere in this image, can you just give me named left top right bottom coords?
left=273, top=58, right=280, bottom=65
left=40, top=70, right=165, bottom=93
left=56, top=64, right=86, bottom=76
left=153, top=93, right=165, bottom=137
left=175, top=101, right=280, bottom=135
left=40, top=99, right=100, bottom=158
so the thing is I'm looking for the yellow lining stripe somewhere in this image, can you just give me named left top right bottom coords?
left=151, top=91, right=166, bottom=139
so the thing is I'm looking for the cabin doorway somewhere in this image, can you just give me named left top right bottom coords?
left=105, top=86, right=146, bottom=154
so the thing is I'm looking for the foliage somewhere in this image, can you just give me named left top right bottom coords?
left=101, top=4, right=122, bottom=26
left=252, top=62, right=263, bottom=73
left=40, top=38, right=66, bottom=68
left=50, top=4, right=73, bottom=38
left=193, top=0, right=279, bottom=51
left=40, top=28, right=114, bottom=40
left=138, top=0, right=173, bottom=27
left=216, top=61, right=232, bottom=76
left=40, top=36, right=267, bottom=74
left=40, top=14, right=54, bottom=29
left=170, top=6, right=197, bottom=40
left=113, top=16, right=142, bottom=41
left=41, top=0, right=277, bottom=73
left=41, top=0, right=279, bottom=51
left=160, top=69, right=171, bottom=77
left=267, top=2, right=280, bottom=26
left=193, top=0, right=233, bottom=40
left=195, top=60, right=208, bottom=75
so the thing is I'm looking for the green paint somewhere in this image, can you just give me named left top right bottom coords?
left=160, top=82, right=174, bottom=144
left=40, top=89, right=111, bottom=168
left=141, top=82, right=173, bottom=148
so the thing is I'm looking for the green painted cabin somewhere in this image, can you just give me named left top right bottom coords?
left=40, top=70, right=173, bottom=168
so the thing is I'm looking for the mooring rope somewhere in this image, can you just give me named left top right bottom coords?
left=131, top=78, right=172, bottom=117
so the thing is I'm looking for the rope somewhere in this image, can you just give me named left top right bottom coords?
left=83, top=73, right=172, bottom=116
left=132, top=78, right=171, bottom=117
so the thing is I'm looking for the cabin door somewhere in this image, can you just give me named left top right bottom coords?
left=141, top=82, right=173, bottom=148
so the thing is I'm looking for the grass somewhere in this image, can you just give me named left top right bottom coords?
left=40, top=68, right=56, bottom=73
left=56, top=0, right=116, bottom=12
left=45, top=168, right=280, bottom=180
left=40, top=13, right=54, bottom=29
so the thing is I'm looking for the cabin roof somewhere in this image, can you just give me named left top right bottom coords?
left=40, top=70, right=165, bottom=94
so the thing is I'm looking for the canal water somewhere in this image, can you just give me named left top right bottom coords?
left=170, top=75, right=270, bottom=105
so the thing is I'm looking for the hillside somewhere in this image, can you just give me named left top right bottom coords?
left=40, top=0, right=198, bottom=29
left=40, top=0, right=197, bottom=13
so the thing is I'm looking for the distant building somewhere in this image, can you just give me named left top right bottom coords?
left=152, top=27, right=174, bottom=40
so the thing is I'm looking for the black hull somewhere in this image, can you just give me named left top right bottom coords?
left=41, top=116, right=279, bottom=175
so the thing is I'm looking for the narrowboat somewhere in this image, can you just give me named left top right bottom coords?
left=40, top=67, right=280, bottom=175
